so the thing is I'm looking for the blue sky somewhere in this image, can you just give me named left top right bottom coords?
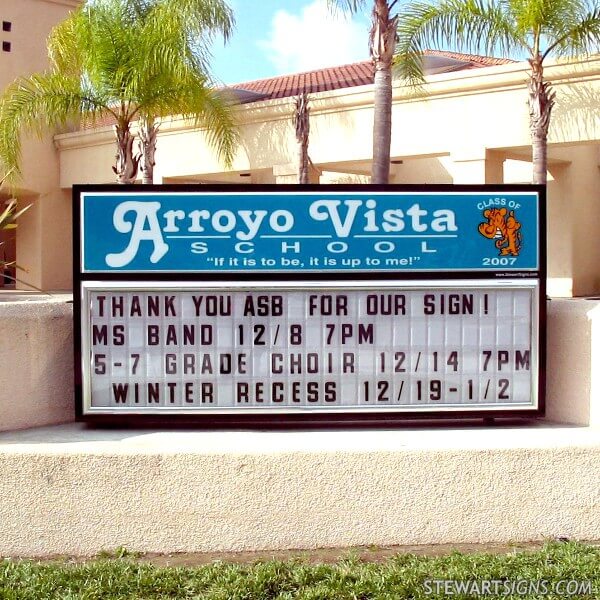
left=210, top=0, right=371, bottom=85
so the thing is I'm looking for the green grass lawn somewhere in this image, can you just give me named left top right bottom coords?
left=1, top=541, right=599, bottom=599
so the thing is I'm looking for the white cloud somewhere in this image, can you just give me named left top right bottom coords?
left=258, top=0, right=368, bottom=75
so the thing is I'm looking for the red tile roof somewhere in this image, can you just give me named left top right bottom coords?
left=231, top=61, right=374, bottom=101
left=230, top=51, right=516, bottom=101
left=423, top=49, right=515, bottom=67
left=76, top=51, right=515, bottom=130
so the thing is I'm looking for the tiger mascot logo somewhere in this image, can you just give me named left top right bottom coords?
left=478, top=208, right=522, bottom=256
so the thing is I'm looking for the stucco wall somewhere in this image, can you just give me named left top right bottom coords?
left=546, top=298, right=600, bottom=426
left=1, top=0, right=79, bottom=291
left=0, top=296, right=74, bottom=432
left=58, top=60, right=600, bottom=186
left=0, top=424, right=598, bottom=556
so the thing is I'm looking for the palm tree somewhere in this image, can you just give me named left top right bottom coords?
left=397, top=0, right=600, bottom=184
left=328, top=1, right=400, bottom=184
left=294, top=93, right=311, bottom=184
left=124, top=0, right=235, bottom=183
left=0, top=0, right=237, bottom=184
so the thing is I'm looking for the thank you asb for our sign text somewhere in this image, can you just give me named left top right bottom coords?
left=81, top=191, right=539, bottom=273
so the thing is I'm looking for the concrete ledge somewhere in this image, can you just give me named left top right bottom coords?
left=0, top=293, right=74, bottom=432
left=546, top=298, right=600, bottom=426
left=0, top=423, right=598, bottom=556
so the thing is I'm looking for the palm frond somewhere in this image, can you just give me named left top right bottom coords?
left=0, top=199, right=17, bottom=228
left=543, top=5, right=600, bottom=57
left=193, top=90, right=239, bottom=169
left=124, top=0, right=234, bottom=38
left=174, top=82, right=238, bottom=168
left=0, top=73, right=108, bottom=178
left=0, top=198, right=31, bottom=229
left=163, top=0, right=235, bottom=42
left=508, top=0, right=577, bottom=37
left=393, top=26, right=427, bottom=88
left=399, top=0, right=526, bottom=60
left=47, top=7, right=87, bottom=75
left=138, top=72, right=239, bottom=168
left=327, top=0, right=368, bottom=15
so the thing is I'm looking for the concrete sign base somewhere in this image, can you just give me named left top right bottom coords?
left=0, top=423, right=598, bottom=557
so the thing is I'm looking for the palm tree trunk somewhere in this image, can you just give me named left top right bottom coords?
left=112, top=122, right=140, bottom=184
left=528, top=55, right=555, bottom=185
left=139, top=118, right=158, bottom=185
left=372, top=64, right=393, bottom=184
left=294, top=93, right=310, bottom=184
left=370, top=1, right=398, bottom=185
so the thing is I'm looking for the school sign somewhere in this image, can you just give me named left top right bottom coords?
left=74, top=184, right=545, bottom=423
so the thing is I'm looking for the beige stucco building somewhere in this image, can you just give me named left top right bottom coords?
left=2, top=0, right=600, bottom=298
left=0, top=0, right=78, bottom=291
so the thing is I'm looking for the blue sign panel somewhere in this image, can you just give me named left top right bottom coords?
left=80, top=190, right=540, bottom=273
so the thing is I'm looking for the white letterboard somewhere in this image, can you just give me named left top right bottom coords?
left=81, top=281, right=539, bottom=414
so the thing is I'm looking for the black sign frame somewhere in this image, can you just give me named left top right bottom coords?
left=73, top=183, right=546, bottom=426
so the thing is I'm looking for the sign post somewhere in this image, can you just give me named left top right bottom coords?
left=74, top=184, right=545, bottom=423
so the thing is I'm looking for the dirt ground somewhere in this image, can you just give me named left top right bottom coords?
left=16, top=539, right=600, bottom=566
left=135, top=541, right=553, bottom=567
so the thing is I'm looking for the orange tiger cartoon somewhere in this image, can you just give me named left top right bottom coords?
left=478, top=207, right=522, bottom=256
